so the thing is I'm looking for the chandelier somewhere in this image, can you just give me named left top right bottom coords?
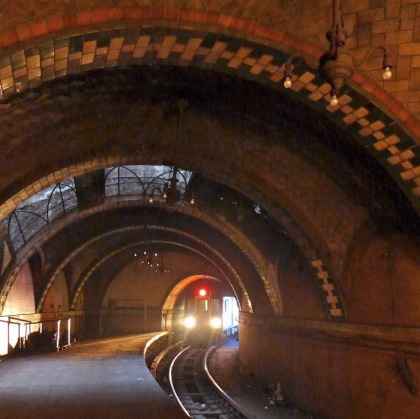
left=134, top=227, right=170, bottom=274
left=148, top=165, right=195, bottom=205
left=148, top=99, right=195, bottom=205
left=283, top=0, right=392, bottom=106
left=135, top=250, right=169, bottom=274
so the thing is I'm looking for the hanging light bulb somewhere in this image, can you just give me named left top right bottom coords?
left=382, top=66, right=392, bottom=80
left=330, top=94, right=339, bottom=107
left=283, top=76, right=292, bottom=89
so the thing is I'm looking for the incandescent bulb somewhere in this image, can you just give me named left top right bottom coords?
left=330, top=94, right=339, bottom=107
left=382, top=66, right=392, bottom=80
left=283, top=76, right=292, bottom=89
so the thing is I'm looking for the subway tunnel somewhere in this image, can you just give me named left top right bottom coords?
left=0, top=1, right=419, bottom=418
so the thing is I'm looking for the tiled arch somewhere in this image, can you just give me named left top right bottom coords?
left=0, top=9, right=418, bottom=211
left=36, top=226, right=252, bottom=314
left=69, top=241, right=244, bottom=312
left=0, top=184, right=345, bottom=321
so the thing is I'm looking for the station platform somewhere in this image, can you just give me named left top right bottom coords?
left=0, top=333, right=187, bottom=419
left=208, top=338, right=311, bottom=419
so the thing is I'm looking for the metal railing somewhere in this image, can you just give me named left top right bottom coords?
left=0, top=315, right=72, bottom=356
left=5, top=180, right=77, bottom=251
left=104, top=165, right=192, bottom=200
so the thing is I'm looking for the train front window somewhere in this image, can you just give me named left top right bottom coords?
left=196, top=298, right=209, bottom=312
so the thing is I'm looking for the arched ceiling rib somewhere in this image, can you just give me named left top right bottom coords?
left=1, top=63, right=417, bottom=321
left=38, top=224, right=254, bottom=312
left=0, top=23, right=418, bottom=214
left=0, top=5, right=418, bottom=326
left=71, top=243, right=244, bottom=312
left=2, top=7, right=419, bottom=213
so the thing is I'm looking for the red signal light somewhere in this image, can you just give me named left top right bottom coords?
left=198, top=288, right=207, bottom=297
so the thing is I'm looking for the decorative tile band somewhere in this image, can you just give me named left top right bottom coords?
left=0, top=26, right=417, bottom=213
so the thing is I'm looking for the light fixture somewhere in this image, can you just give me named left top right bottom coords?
left=146, top=100, right=195, bottom=206
left=359, top=46, right=393, bottom=80
left=283, top=76, right=292, bottom=89
left=283, top=0, right=392, bottom=106
left=137, top=227, right=170, bottom=274
left=330, top=94, right=339, bottom=107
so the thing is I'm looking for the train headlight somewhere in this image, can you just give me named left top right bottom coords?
left=210, top=317, right=222, bottom=329
left=184, top=316, right=196, bottom=329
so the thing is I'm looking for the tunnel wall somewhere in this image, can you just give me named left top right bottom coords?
left=100, top=252, right=222, bottom=335
left=42, top=271, right=69, bottom=314
left=2, top=262, right=35, bottom=316
left=239, top=231, right=420, bottom=418
left=239, top=313, right=420, bottom=419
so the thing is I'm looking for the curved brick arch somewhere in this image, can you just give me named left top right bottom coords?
left=0, top=8, right=418, bottom=211
left=70, top=241, right=244, bottom=312
left=161, top=274, right=232, bottom=333
left=161, top=274, right=227, bottom=314
left=1, top=182, right=345, bottom=321
left=36, top=226, right=253, bottom=314
left=0, top=198, right=267, bottom=313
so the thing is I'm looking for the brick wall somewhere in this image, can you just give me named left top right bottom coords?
left=344, top=232, right=420, bottom=326
left=239, top=313, right=420, bottom=419
left=101, top=250, right=222, bottom=334
left=0, top=1, right=417, bottom=121
left=2, top=262, right=34, bottom=316
left=42, top=271, right=69, bottom=313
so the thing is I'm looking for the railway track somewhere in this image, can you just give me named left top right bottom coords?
left=168, top=346, right=248, bottom=419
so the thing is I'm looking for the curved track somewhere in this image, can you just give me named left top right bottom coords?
left=169, top=346, right=247, bottom=418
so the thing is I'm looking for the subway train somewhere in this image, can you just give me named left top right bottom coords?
left=182, top=285, right=239, bottom=347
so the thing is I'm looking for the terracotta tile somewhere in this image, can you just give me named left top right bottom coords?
left=359, top=127, right=373, bottom=136
left=76, top=10, right=92, bottom=26
left=399, top=149, right=415, bottom=160
left=341, top=105, right=354, bottom=114
left=374, top=140, right=388, bottom=151
left=107, top=7, right=124, bottom=21
left=384, top=134, right=401, bottom=146
left=357, top=118, right=370, bottom=126
left=400, top=170, right=415, bottom=180
left=243, top=57, right=256, bottom=66
left=92, top=8, right=109, bottom=24
left=189, top=10, right=206, bottom=25
left=387, top=155, right=402, bottom=165
left=110, top=38, right=124, bottom=50
left=62, top=14, right=78, bottom=29
left=402, top=161, right=414, bottom=170
left=304, top=82, right=318, bottom=92
left=218, top=14, right=233, bottom=29
left=121, top=44, right=134, bottom=53
left=369, top=120, right=385, bottom=131
left=387, top=145, right=400, bottom=155
left=31, top=20, right=48, bottom=37
left=164, top=6, right=178, bottom=20
left=151, top=6, right=164, bottom=20
left=308, top=91, right=324, bottom=101
left=353, top=107, right=369, bottom=118
left=28, top=67, right=41, bottom=80
left=16, top=25, right=33, bottom=42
